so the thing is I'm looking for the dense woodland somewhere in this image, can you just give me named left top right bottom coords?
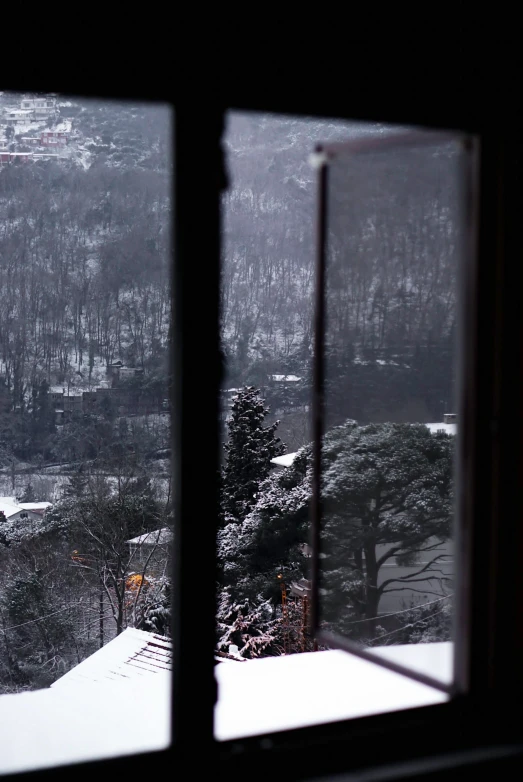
left=0, top=100, right=458, bottom=687
left=222, top=114, right=458, bottom=427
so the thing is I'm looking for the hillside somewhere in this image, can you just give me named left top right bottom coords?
left=1, top=95, right=458, bottom=470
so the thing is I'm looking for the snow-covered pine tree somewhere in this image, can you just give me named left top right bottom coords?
left=216, top=590, right=283, bottom=658
left=218, top=421, right=453, bottom=647
left=221, top=386, right=285, bottom=524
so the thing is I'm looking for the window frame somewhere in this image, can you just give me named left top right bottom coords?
left=0, top=72, right=520, bottom=779
left=309, top=129, right=478, bottom=695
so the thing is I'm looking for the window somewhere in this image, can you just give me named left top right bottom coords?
left=0, top=33, right=520, bottom=779
left=215, top=114, right=468, bottom=736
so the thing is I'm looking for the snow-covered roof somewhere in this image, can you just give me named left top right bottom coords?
left=270, top=374, right=301, bottom=382
left=270, top=452, right=298, bottom=468
left=0, top=641, right=451, bottom=774
left=0, top=497, right=23, bottom=519
left=18, top=502, right=52, bottom=512
left=425, top=422, right=457, bottom=435
left=49, top=385, right=86, bottom=396
left=0, top=498, right=47, bottom=518
left=126, top=528, right=172, bottom=546
left=3, top=108, right=33, bottom=116
left=52, top=628, right=171, bottom=688
left=0, top=671, right=170, bottom=774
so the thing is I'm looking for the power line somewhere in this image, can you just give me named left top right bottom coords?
left=340, top=594, right=452, bottom=628
left=0, top=604, right=80, bottom=634
left=367, top=607, right=450, bottom=645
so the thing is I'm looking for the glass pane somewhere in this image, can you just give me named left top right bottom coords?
left=215, top=114, right=452, bottom=741
left=318, top=130, right=473, bottom=687
left=0, top=91, right=172, bottom=773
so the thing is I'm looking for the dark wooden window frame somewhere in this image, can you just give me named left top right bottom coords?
left=3, top=48, right=521, bottom=780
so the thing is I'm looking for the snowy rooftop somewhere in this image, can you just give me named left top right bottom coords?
left=0, top=497, right=49, bottom=519
left=271, top=452, right=298, bottom=468
left=127, top=528, right=172, bottom=546
left=270, top=374, right=301, bottom=382
left=19, top=501, right=52, bottom=512
left=0, top=497, right=23, bottom=519
left=52, top=628, right=172, bottom=688
left=49, top=385, right=86, bottom=396
left=0, top=641, right=451, bottom=774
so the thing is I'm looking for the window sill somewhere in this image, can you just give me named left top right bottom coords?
left=0, top=643, right=451, bottom=775
left=215, top=642, right=451, bottom=741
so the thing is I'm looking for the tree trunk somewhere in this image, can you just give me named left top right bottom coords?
left=364, top=543, right=380, bottom=638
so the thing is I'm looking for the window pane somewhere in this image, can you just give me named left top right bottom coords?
left=216, top=115, right=453, bottom=741
left=317, top=130, right=474, bottom=688
left=0, top=91, right=172, bottom=773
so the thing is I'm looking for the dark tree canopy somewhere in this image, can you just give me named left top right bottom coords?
left=218, top=421, right=454, bottom=645
left=320, top=421, right=454, bottom=634
left=221, top=386, right=285, bottom=524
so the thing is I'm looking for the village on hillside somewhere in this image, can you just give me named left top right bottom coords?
left=0, top=95, right=72, bottom=165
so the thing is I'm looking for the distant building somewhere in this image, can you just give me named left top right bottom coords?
left=40, top=130, right=68, bottom=146
left=127, top=528, right=172, bottom=574
left=269, top=374, right=301, bottom=383
left=19, top=97, right=56, bottom=117
left=0, top=497, right=50, bottom=523
left=2, top=108, right=34, bottom=124
left=0, top=151, right=33, bottom=164
left=425, top=415, right=457, bottom=436
left=47, top=374, right=162, bottom=421
left=107, top=361, right=144, bottom=382
left=18, top=502, right=52, bottom=517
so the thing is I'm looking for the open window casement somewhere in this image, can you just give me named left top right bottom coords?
left=310, top=129, right=479, bottom=695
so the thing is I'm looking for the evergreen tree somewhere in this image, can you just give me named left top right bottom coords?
left=1, top=572, right=72, bottom=688
left=63, top=466, right=88, bottom=498
left=218, top=445, right=311, bottom=601
left=218, top=421, right=453, bottom=650
left=221, top=386, right=285, bottom=524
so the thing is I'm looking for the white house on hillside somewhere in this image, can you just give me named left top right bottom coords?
left=0, top=497, right=51, bottom=523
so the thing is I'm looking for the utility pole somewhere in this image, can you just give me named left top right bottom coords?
left=99, top=590, right=104, bottom=648
left=290, top=579, right=317, bottom=652
left=277, top=574, right=289, bottom=654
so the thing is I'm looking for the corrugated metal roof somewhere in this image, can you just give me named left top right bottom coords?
left=127, top=528, right=172, bottom=546
left=51, top=628, right=171, bottom=688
